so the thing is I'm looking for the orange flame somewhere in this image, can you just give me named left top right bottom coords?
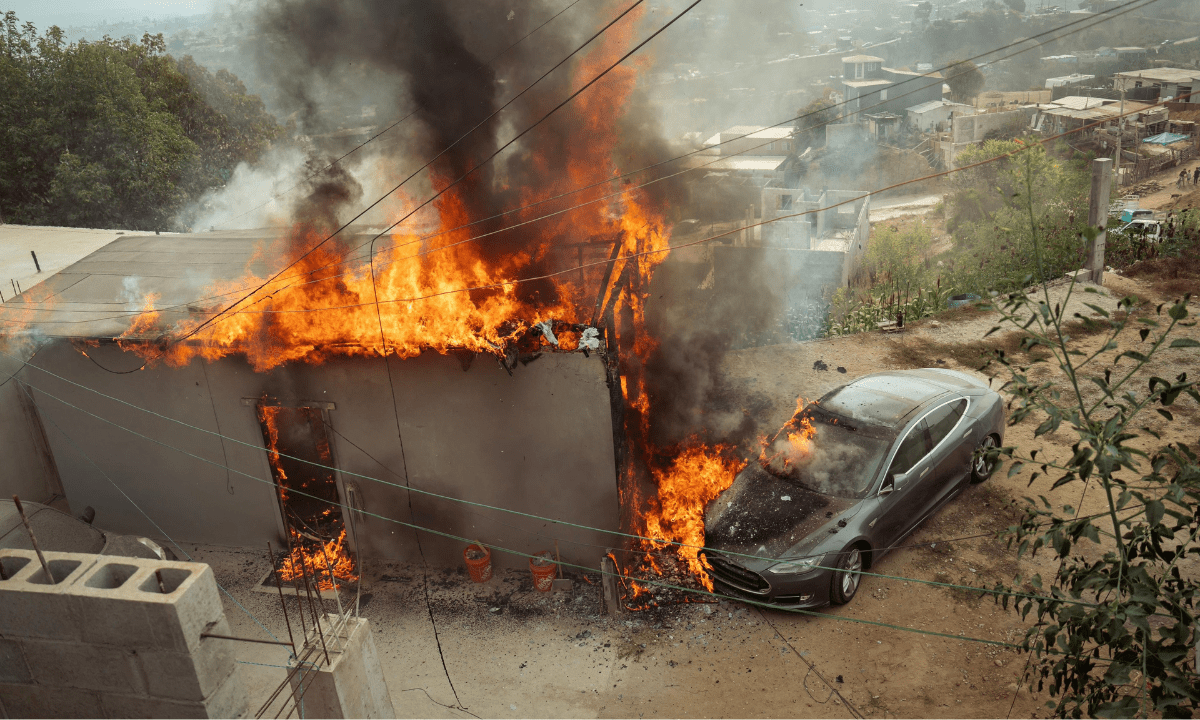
left=112, top=5, right=668, bottom=374
left=279, top=529, right=357, bottom=592
left=641, top=443, right=745, bottom=591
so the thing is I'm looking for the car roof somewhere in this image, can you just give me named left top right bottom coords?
left=821, top=369, right=974, bottom=425
left=0, top=500, right=106, bottom=554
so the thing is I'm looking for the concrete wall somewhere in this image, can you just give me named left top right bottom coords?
left=25, top=342, right=619, bottom=570
left=951, top=108, right=1036, bottom=144
left=0, top=347, right=62, bottom=503
left=0, top=548, right=244, bottom=718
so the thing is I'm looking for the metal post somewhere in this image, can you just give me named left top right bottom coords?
left=1085, top=158, right=1113, bottom=284
left=318, top=542, right=345, bottom=619
left=267, top=542, right=298, bottom=656
left=298, top=550, right=330, bottom=666
left=30, top=251, right=40, bottom=273
left=12, top=496, right=53, bottom=583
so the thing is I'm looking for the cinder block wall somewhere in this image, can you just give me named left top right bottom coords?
left=0, top=549, right=245, bottom=718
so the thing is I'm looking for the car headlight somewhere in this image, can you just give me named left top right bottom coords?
left=766, top=556, right=822, bottom=574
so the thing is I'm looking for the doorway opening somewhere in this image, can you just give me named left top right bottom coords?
left=255, top=402, right=356, bottom=590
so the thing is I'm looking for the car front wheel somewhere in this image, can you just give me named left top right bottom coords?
left=830, top=545, right=863, bottom=605
left=971, top=434, right=999, bottom=483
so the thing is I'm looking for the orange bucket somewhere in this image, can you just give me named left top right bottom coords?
left=464, top=543, right=492, bottom=583
left=529, top=550, right=557, bottom=592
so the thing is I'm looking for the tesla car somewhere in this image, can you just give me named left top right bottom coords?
left=0, top=500, right=174, bottom=560
left=701, top=368, right=1004, bottom=609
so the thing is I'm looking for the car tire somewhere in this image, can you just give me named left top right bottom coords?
left=971, top=434, right=999, bottom=483
left=829, top=545, right=864, bottom=605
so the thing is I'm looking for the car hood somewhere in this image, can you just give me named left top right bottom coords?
left=703, top=463, right=861, bottom=561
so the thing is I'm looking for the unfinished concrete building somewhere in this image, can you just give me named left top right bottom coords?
left=0, top=231, right=621, bottom=574
left=707, top=189, right=869, bottom=344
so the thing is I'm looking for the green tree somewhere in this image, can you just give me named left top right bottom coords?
left=946, top=59, right=987, bottom=102
left=0, top=13, right=281, bottom=230
left=982, top=150, right=1200, bottom=717
left=792, top=92, right=839, bottom=151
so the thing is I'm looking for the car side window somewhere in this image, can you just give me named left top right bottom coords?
left=924, top=399, right=968, bottom=449
left=887, top=418, right=931, bottom=479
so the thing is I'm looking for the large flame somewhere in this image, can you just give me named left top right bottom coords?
left=279, top=529, right=357, bottom=592
left=641, top=443, right=745, bottom=591
left=111, top=5, right=665, bottom=374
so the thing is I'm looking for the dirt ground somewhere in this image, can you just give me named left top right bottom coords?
left=186, top=160, right=1200, bottom=718
left=189, top=262, right=1198, bottom=719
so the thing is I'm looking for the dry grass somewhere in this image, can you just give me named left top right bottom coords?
left=1122, top=254, right=1200, bottom=299
left=886, top=330, right=1050, bottom=371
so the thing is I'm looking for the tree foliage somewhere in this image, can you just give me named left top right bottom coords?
left=792, top=91, right=840, bottom=152
left=982, top=151, right=1200, bottom=717
left=0, top=12, right=282, bottom=230
left=946, top=59, right=986, bottom=101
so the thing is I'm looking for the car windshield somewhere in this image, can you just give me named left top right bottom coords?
left=758, top=404, right=896, bottom=498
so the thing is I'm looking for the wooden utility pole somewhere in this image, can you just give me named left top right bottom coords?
left=1084, top=158, right=1113, bottom=284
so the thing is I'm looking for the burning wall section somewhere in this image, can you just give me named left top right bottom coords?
left=28, top=340, right=619, bottom=569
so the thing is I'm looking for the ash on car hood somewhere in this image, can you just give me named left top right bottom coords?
left=703, top=464, right=856, bottom=559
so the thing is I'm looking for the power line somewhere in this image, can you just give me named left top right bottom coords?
left=26, top=371, right=1185, bottom=667
left=0, top=0, right=1160, bottom=325
left=124, top=90, right=1187, bottom=320
left=163, top=0, right=662, bottom=373
left=207, top=0, right=589, bottom=232
left=14, top=381, right=287, bottom=650
left=7, top=356, right=1164, bottom=614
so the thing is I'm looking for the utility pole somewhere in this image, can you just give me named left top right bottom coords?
left=1114, top=85, right=1125, bottom=188
left=1084, top=158, right=1113, bottom=285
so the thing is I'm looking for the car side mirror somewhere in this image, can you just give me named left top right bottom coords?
left=879, top=474, right=902, bottom=496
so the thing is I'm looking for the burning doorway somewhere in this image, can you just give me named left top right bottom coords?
left=254, top=399, right=357, bottom=590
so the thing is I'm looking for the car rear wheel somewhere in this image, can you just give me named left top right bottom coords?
left=830, top=545, right=863, bottom=605
left=971, top=434, right=999, bottom=483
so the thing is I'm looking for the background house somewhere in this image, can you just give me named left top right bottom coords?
left=1114, top=67, right=1200, bottom=103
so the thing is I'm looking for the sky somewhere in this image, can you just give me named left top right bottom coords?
left=4, top=0, right=214, bottom=29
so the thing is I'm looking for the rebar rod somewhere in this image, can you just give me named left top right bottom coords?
left=319, top=542, right=345, bottom=619
left=12, top=496, right=52, bottom=583
left=267, top=542, right=297, bottom=655
left=283, top=529, right=308, bottom=643
left=298, top=547, right=330, bottom=666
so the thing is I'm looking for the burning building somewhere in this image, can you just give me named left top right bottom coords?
left=0, top=229, right=629, bottom=570
left=0, top=0, right=785, bottom=599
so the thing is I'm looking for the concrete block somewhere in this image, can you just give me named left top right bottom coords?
left=72, top=558, right=224, bottom=653
left=139, top=630, right=235, bottom=702
left=99, top=692, right=207, bottom=719
left=20, top=638, right=146, bottom=694
left=288, top=616, right=394, bottom=719
left=102, top=667, right=247, bottom=719
left=197, top=665, right=248, bottom=719
left=0, top=637, right=30, bottom=683
left=0, top=549, right=94, bottom=641
left=0, top=681, right=103, bottom=718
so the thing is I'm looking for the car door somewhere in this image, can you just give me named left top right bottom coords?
left=870, top=416, right=933, bottom=548
left=920, top=398, right=972, bottom=511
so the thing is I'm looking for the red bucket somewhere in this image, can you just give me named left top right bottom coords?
left=529, top=550, right=557, bottom=592
left=464, top=543, right=492, bottom=583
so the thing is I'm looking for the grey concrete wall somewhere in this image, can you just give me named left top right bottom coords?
left=951, top=108, right=1035, bottom=144
left=0, top=347, right=62, bottom=503
left=25, top=341, right=619, bottom=569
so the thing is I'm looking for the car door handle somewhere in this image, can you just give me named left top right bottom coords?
left=920, top=467, right=930, bottom=478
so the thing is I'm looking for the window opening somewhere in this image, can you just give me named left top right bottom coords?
left=924, top=399, right=968, bottom=448
left=256, top=403, right=356, bottom=590
left=888, top=418, right=931, bottom=478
